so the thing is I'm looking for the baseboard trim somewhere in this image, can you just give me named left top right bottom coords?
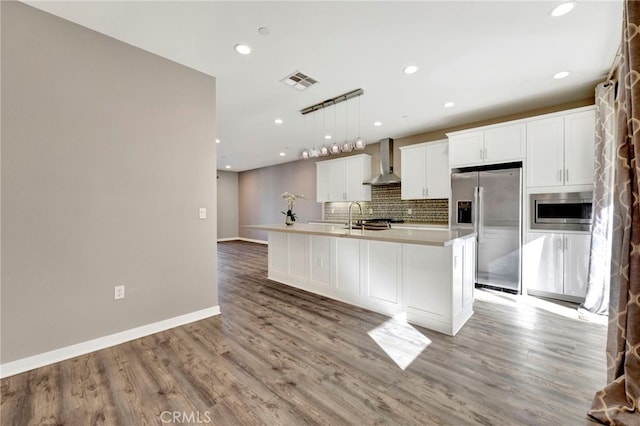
left=218, top=237, right=267, bottom=245
left=0, top=305, right=221, bottom=379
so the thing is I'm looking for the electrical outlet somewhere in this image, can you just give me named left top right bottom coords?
left=114, top=285, right=125, bottom=300
left=369, top=208, right=373, bottom=215
left=199, top=207, right=207, bottom=219
left=407, top=208, right=412, bottom=215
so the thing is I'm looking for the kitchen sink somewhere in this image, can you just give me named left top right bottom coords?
left=345, top=222, right=391, bottom=231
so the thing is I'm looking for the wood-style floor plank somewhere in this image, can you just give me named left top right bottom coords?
left=1, top=240, right=607, bottom=425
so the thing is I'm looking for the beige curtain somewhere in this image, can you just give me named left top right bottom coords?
left=588, top=1, right=640, bottom=424
left=580, top=81, right=616, bottom=316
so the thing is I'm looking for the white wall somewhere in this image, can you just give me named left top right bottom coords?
left=217, top=170, right=239, bottom=239
left=1, top=2, right=217, bottom=364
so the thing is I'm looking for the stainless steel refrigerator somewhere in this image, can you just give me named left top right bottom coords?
left=451, top=165, right=522, bottom=293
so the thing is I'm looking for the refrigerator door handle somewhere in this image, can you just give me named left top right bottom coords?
left=475, top=186, right=484, bottom=243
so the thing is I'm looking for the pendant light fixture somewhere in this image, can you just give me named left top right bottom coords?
left=298, top=88, right=363, bottom=159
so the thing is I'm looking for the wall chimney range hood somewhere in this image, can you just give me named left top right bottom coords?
left=363, top=138, right=401, bottom=186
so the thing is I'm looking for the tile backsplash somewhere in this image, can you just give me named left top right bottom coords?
left=323, top=184, right=448, bottom=224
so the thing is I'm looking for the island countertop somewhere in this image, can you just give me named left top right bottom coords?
left=245, top=223, right=475, bottom=247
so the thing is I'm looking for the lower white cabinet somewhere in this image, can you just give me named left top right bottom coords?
left=361, top=240, right=403, bottom=315
left=524, top=232, right=590, bottom=300
left=333, top=238, right=362, bottom=303
left=403, top=237, right=475, bottom=336
left=267, top=230, right=475, bottom=336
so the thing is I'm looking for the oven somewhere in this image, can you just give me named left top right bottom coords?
left=530, top=192, right=593, bottom=231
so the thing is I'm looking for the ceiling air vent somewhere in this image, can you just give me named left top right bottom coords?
left=280, top=70, right=318, bottom=91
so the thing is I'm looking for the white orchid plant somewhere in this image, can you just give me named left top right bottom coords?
left=281, top=192, right=306, bottom=222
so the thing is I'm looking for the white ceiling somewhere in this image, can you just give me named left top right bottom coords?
left=25, top=0, right=623, bottom=172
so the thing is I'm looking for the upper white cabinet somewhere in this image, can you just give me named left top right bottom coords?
left=316, top=154, right=371, bottom=202
left=400, top=140, right=449, bottom=200
left=448, top=123, right=526, bottom=167
left=527, top=108, right=595, bottom=188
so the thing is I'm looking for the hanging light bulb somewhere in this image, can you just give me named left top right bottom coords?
left=341, top=96, right=354, bottom=153
left=300, top=149, right=310, bottom=160
left=354, top=95, right=366, bottom=150
left=330, top=101, right=342, bottom=154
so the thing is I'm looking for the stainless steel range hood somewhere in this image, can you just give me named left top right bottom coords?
left=363, top=138, right=401, bottom=185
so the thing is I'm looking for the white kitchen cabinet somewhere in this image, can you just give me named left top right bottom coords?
left=268, top=232, right=309, bottom=289
left=400, top=140, right=449, bottom=200
left=361, top=240, right=402, bottom=315
left=563, top=233, right=591, bottom=297
left=524, top=232, right=590, bottom=300
left=316, top=154, right=371, bottom=202
left=564, top=110, right=597, bottom=186
left=403, top=237, right=475, bottom=336
left=309, top=235, right=332, bottom=292
left=448, top=123, right=525, bottom=167
left=448, top=131, right=484, bottom=166
left=527, top=108, right=595, bottom=188
left=316, top=161, right=332, bottom=203
left=333, top=238, right=362, bottom=302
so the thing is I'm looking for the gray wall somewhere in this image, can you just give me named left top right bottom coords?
left=1, top=2, right=217, bottom=363
left=239, top=159, right=321, bottom=241
left=217, top=170, right=239, bottom=239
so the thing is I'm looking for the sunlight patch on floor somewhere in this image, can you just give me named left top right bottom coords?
left=475, top=289, right=608, bottom=325
left=367, top=313, right=432, bottom=370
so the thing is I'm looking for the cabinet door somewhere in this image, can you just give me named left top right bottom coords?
left=564, top=110, right=596, bottom=186
left=362, top=240, right=402, bottom=315
left=564, top=234, right=591, bottom=298
left=400, top=146, right=426, bottom=200
left=316, top=161, right=332, bottom=202
left=309, top=235, right=332, bottom=291
left=345, top=156, right=371, bottom=201
left=527, top=117, right=564, bottom=187
left=449, top=131, right=484, bottom=167
left=330, top=160, right=347, bottom=201
left=425, top=142, right=450, bottom=198
left=523, top=232, right=564, bottom=293
left=484, top=123, right=525, bottom=163
left=333, top=238, right=361, bottom=300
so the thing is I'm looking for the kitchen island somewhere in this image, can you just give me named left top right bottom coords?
left=247, top=223, right=476, bottom=336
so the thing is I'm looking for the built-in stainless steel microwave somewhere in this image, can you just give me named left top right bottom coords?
left=530, top=192, right=593, bottom=232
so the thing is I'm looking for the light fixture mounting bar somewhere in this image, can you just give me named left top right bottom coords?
left=300, top=88, right=364, bottom=115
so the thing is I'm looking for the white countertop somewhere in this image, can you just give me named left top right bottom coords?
left=246, top=223, right=475, bottom=247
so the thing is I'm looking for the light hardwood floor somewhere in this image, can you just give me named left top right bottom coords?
left=1, top=241, right=606, bottom=425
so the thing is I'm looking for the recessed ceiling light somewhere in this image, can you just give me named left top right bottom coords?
left=274, top=118, right=283, bottom=124
left=324, top=134, right=332, bottom=140
left=403, top=65, right=418, bottom=74
left=373, top=121, right=382, bottom=127
left=550, top=1, right=575, bottom=17
left=553, top=71, right=570, bottom=79
left=258, top=27, right=270, bottom=36
left=216, top=139, right=221, bottom=143
left=234, top=44, right=251, bottom=55
left=279, top=152, right=286, bottom=157
left=225, top=165, right=231, bottom=169
left=444, top=101, right=455, bottom=108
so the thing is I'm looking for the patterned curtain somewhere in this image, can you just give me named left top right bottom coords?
left=580, top=82, right=616, bottom=316
left=589, top=1, right=640, bottom=424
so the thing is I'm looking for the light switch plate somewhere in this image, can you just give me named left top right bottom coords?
left=199, top=208, right=207, bottom=219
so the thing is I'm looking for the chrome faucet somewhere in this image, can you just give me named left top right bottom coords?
left=348, top=201, right=363, bottom=230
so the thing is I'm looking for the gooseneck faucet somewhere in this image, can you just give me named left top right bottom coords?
left=348, top=201, right=363, bottom=230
